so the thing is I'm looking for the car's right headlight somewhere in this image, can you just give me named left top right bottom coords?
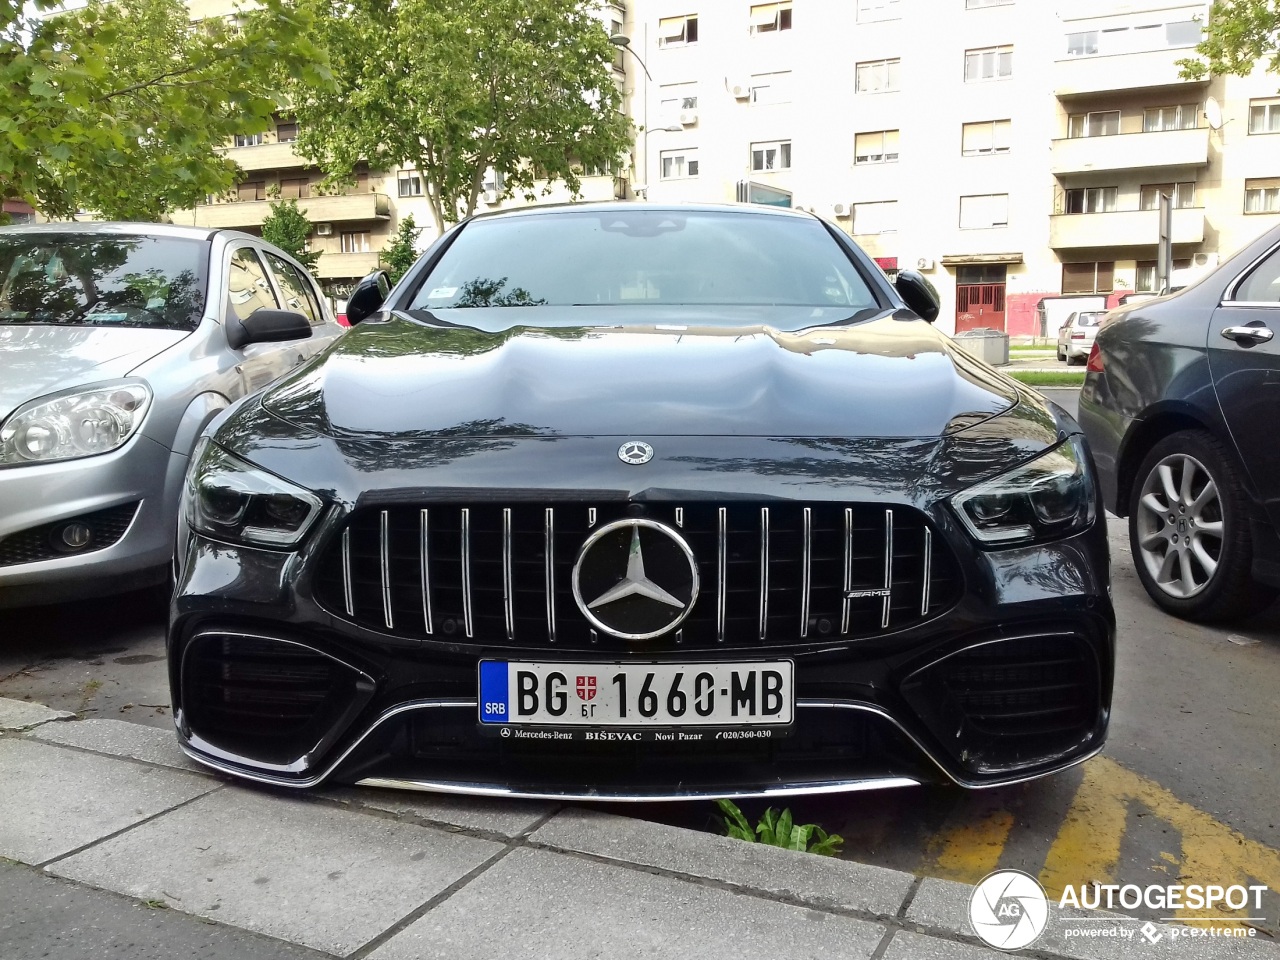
left=183, top=439, right=323, bottom=548
left=951, top=436, right=1096, bottom=545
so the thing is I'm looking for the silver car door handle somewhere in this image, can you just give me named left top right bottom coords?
left=1221, top=325, right=1275, bottom=344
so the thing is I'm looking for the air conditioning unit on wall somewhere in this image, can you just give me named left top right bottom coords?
left=679, top=109, right=698, bottom=126
left=832, top=202, right=849, bottom=218
left=730, top=80, right=751, bottom=99
left=315, top=223, right=333, bottom=236
left=917, top=258, right=935, bottom=271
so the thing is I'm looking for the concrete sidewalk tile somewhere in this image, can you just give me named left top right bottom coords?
left=905, top=876, right=975, bottom=935
left=0, top=696, right=74, bottom=731
left=28, top=718, right=203, bottom=774
left=531, top=806, right=915, bottom=917
left=49, top=785, right=503, bottom=956
left=325, top=785, right=554, bottom=838
left=882, top=931, right=1005, bottom=960
left=369, top=846, right=888, bottom=960
left=0, top=738, right=214, bottom=865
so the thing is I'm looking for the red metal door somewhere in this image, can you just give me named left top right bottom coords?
left=955, top=283, right=1007, bottom=332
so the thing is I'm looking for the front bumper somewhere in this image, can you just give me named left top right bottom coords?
left=170, top=510, right=1115, bottom=800
left=0, top=435, right=184, bottom=607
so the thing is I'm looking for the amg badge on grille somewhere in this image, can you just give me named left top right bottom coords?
left=571, top=519, right=699, bottom=640
left=617, top=441, right=654, bottom=465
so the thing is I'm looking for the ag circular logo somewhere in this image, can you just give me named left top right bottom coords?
left=618, top=441, right=654, bottom=465
left=968, top=870, right=1049, bottom=950
left=571, top=519, right=699, bottom=640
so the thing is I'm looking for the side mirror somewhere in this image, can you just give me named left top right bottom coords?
left=227, top=309, right=312, bottom=350
left=346, top=270, right=391, bottom=325
left=894, top=270, right=940, bottom=323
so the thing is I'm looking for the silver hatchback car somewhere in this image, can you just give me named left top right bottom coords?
left=0, top=223, right=345, bottom=607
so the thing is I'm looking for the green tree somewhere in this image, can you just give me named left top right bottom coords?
left=289, top=0, right=631, bottom=235
left=261, top=197, right=321, bottom=270
left=2, top=0, right=331, bottom=220
left=1179, top=1, right=1280, bottom=79
left=381, top=214, right=421, bottom=284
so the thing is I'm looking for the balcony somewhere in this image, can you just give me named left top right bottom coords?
left=191, top=193, right=391, bottom=230
left=1054, top=48, right=1208, bottom=98
left=1050, top=128, right=1209, bottom=176
left=1049, top=207, right=1205, bottom=249
left=313, top=251, right=383, bottom=280
left=221, top=141, right=308, bottom=172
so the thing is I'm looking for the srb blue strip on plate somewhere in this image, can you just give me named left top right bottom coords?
left=478, top=660, right=509, bottom=723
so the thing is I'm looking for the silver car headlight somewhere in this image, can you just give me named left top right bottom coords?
left=183, top=439, right=322, bottom=548
left=952, top=436, right=1096, bottom=545
left=0, top=381, right=153, bottom=466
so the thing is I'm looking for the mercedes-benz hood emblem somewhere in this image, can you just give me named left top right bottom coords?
left=571, top=518, right=699, bottom=640
left=618, top=441, right=654, bottom=465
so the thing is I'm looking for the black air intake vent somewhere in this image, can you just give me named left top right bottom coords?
left=314, top=501, right=961, bottom=651
left=0, top=502, right=139, bottom=567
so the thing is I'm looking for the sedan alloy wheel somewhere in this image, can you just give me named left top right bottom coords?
left=1135, top=452, right=1222, bottom=598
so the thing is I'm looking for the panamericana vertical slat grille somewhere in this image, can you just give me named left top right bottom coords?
left=313, top=502, right=961, bottom=650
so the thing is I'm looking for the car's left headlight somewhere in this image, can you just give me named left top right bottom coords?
left=0, top=381, right=152, bottom=466
left=183, top=439, right=323, bottom=548
left=952, top=436, right=1096, bottom=545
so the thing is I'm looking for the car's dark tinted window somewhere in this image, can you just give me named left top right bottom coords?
left=227, top=247, right=280, bottom=322
left=409, top=210, right=879, bottom=313
left=1234, top=246, right=1280, bottom=303
left=264, top=251, right=323, bottom=326
left=0, top=234, right=207, bottom=330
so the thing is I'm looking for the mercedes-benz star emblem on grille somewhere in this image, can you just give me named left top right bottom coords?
left=571, top=519, right=700, bottom=640
left=618, top=441, right=654, bottom=465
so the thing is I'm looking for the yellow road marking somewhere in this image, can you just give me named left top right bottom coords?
left=926, top=806, right=1016, bottom=881
left=1039, top=759, right=1127, bottom=895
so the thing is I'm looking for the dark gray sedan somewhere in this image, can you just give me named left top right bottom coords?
left=1080, top=222, right=1280, bottom=622
left=0, top=223, right=345, bottom=607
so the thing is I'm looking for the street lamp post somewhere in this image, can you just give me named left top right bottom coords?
left=609, top=33, right=681, bottom=199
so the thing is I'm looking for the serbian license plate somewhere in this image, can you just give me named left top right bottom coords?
left=478, top=660, right=794, bottom=729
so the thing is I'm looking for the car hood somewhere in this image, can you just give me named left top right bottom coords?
left=261, top=310, right=1020, bottom=440
left=0, top=324, right=188, bottom=420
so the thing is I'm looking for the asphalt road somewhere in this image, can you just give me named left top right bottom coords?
left=2, top=384, right=1276, bottom=935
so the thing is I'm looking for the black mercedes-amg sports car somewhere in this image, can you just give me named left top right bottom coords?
left=170, top=203, right=1113, bottom=800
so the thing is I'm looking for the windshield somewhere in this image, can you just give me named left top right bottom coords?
left=408, top=210, right=881, bottom=317
left=1076, top=312, right=1105, bottom=327
left=0, top=234, right=208, bottom=330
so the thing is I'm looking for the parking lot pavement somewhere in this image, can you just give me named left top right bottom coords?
left=3, top=713, right=1278, bottom=959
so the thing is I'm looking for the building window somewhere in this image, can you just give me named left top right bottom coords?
left=966, top=0, right=1014, bottom=7
left=340, top=231, right=372, bottom=253
left=660, top=148, right=699, bottom=179
left=750, top=71, right=792, bottom=104
left=658, top=82, right=698, bottom=122
left=236, top=180, right=265, bottom=202
left=611, top=18, right=625, bottom=70
left=1249, top=98, right=1280, bottom=135
left=1136, top=259, right=1192, bottom=292
left=278, top=178, right=310, bottom=199
left=961, top=119, right=1011, bottom=155
left=852, top=201, right=898, bottom=235
left=1066, top=31, right=1099, bottom=56
left=964, top=45, right=1012, bottom=81
left=580, top=158, right=615, bottom=177
left=857, top=0, right=900, bottom=22
left=855, top=129, right=899, bottom=164
left=1140, top=182, right=1195, bottom=210
left=275, top=122, right=299, bottom=142
left=1064, top=187, right=1118, bottom=214
left=749, top=2, right=791, bottom=33
left=1065, top=19, right=1201, bottom=58
left=398, top=172, right=423, bottom=197
left=1144, top=103, right=1199, bottom=132
left=1062, top=261, right=1115, bottom=294
left=750, top=140, right=791, bottom=172
left=234, top=133, right=262, bottom=148
left=959, top=194, right=1009, bottom=229
left=1067, top=111, right=1120, bottom=138
left=658, top=14, right=698, bottom=47
left=856, top=58, right=900, bottom=94
left=1245, top=178, right=1280, bottom=214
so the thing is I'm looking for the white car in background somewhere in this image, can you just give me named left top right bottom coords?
left=1057, top=310, right=1106, bottom=365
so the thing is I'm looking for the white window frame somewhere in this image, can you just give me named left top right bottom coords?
left=1139, top=182, right=1195, bottom=210
left=1064, top=186, right=1118, bottom=214
left=1143, top=103, right=1199, bottom=132
left=658, top=14, right=698, bottom=48
left=750, top=71, right=792, bottom=104
left=750, top=140, right=792, bottom=172
left=964, top=45, right=1013, bottom=82
left=234, top=133, right=262, bottom=148
left=857, top=0, right=901, bottom=23
left=851, top=201, right=898, bottom=235
left=856, top=58, right=900, bottom=94
left=1249, top=98, right=1280, bottom=135
left=749, top=1, right=792, bottom=34
left=855, top=129, right=899, bottom=164
left=1245, top=179, right=1280, bottom=214
left=340, top=231, right=372, bottom=254
left=1067, top=111, right=1120, bottom=138
left=959, top=193, right=1010, bottom=229
left=961, top=119, right=1011, bottom=156
left=397, top=172, right=422, bottom=197
left=660, top=148, right=699, bottom=180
